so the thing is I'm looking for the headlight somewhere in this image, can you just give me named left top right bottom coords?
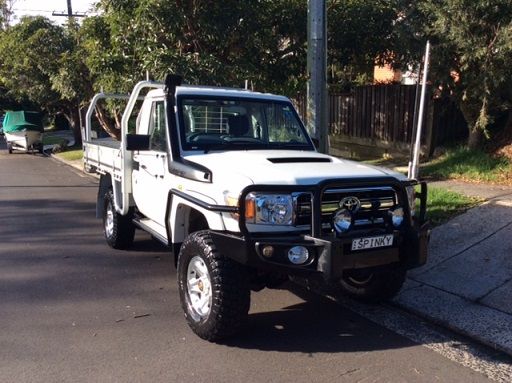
left=245, top=193, right=293, bottom=225
left=405, top=185, right=416, bottom=216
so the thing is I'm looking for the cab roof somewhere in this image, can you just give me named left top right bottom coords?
left=146, top=85, right=290, bottom=102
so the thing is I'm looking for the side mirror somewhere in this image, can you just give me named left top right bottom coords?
left=126, top=134, right=150, bottom=151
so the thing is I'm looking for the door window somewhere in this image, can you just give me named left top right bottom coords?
left=149, top=101, right=167, bottom=151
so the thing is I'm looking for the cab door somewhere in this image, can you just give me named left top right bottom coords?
left=132, top=99, right=169, bottom=228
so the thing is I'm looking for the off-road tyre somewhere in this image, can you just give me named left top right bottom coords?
left=177, top=231, right=250, bottom=342
left=338, top=266, right=407, bottom=303
left=103, top=189, right=135, bottom=249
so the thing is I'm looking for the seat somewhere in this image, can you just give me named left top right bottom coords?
left=227, top=115, right=250, bottom=137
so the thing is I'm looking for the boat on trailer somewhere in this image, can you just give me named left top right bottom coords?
left=3, top=111, right=44, bottom=154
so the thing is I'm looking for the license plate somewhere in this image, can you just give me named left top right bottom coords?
left=351, top=234, right=394, bottom=251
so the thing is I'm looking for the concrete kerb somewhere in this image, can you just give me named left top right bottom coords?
left=49, top=151, right=99, bottom=180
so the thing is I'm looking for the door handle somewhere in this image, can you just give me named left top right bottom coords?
left=140, top=164, right=158, bottom=178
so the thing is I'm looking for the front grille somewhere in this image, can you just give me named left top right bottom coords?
left=295, top=187, right=398, bottom=231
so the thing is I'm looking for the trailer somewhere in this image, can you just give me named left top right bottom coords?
left=3, top=111, right=43, bottom=154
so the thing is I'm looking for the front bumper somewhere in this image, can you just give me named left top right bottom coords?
left=210, top=177, right=430, bottom=282
left=210, top=222, right=429, bottom=282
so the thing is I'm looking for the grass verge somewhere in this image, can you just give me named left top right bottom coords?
left=422, top=147, right=512, bottom=184
left=55, top=147, right=83, bottom=161
left=43, top=136, right=68, bottom=146
left=423, top=186, right=483, bottom=226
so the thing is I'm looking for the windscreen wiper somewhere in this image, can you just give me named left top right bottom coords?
left=203, top=140, right=267, bottom=153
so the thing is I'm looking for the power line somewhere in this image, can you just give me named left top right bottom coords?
left=13, top=9, right=56, bottom=13
left=52, top=11, right=87, bottom=17
left=13, top=8, right=91, bottom=17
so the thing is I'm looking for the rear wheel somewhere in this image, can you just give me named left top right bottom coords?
left=103, top=189, right=135, bottom=249
left=177, top=231, right=250, bottom=342
left=338, top=267, right=407, bottom=302
left=7, top=143, right=12, bottom=154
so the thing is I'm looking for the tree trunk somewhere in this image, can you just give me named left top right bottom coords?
left=114, top=112, right=122, bottom=133
left=459, top=98, right=485, bottom=150
left=95, top=105, right=121, bottom=140
left=468, top=128, right=483, bottom=150
left=64, top=107, right=82, bottom=146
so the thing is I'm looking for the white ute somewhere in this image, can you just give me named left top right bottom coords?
left=84, top=74, right=429, bottom=341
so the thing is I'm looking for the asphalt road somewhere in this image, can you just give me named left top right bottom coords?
left=0, top=140, right=493, bottom=382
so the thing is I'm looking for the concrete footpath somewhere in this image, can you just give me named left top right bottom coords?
left=394, top=180, right=512, bottom=356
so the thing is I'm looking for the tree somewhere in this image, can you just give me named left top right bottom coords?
left=327, top=0, right=400, bottom=89
left=0, top=16, right=88, bottom=144
left=76, top=0, right=309, bottom=137
left=0, top=0, right=15, bottom=30
left=51, top=21, right=95, bottom=143
left=82, top=0, right=307, bottom=94
left=418, top=0, right=512, bottom=148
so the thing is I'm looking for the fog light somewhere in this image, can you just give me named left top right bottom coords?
left=262, top=245, right=274, bottom=258
left=288, top=246, right=309, bottom=265
left=333, top=208, right=352, bottom=234
left=389, top=207, right=404, bottom=227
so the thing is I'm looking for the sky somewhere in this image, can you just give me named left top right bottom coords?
left=12, top=0, right=98, bottom=24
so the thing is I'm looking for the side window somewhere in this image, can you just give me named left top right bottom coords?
left=149, top=101, right=167, bottom=151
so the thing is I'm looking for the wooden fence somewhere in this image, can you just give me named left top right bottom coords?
left=294, top=85, right=467, bottom=157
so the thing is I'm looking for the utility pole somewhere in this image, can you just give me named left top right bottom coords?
left=306, top=0, right=328, bottom=154
left=52, top=0, right=87, bottom=19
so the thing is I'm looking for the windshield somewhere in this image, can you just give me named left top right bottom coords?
left=178, top=97, right=314, bottom=151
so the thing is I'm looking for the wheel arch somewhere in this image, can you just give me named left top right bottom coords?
left=167, top=194, right=226, bottom=265
left=96, top=174, right=124, bottom=218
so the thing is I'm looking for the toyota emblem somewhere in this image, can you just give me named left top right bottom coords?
left=339, top=196, right=361, bottom=213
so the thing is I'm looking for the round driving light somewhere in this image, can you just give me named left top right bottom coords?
left=389, top=207, right=404, bottom=227
left=288, top=246, right=309, bottom=265
left=333, top=209, right=352, bottom=234
left=262, top=245, right=274, bottom=258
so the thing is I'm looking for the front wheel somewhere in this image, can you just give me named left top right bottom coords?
left=103, top=189, right=135, bottom=249
left=338, top=267, right=407, bottom=302
left=177, top=231, right=250, bottom=342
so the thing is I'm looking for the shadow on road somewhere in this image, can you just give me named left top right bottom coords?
left=224, top=284, right=416, bottom=354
